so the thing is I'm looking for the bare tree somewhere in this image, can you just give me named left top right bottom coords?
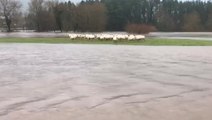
left=0, top=0, right=21, bottom=32
left=28, top=0, right=45, bottom=31
left=156, top=9, right=176, bottom=31
left=27, top=0, right=58, bottom=31
left=76, top=2, right=107, bottom=32
left=206, top=10, right=212, bottom=31
left=182, top=11, right=203, bottom=32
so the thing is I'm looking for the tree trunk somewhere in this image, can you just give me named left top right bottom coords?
left=5, top=16, right=12, bottom=32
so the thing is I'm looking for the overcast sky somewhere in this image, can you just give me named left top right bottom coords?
left=22, top=0, right=208, bottom=10
left=22, top=0, right=81, bottom=10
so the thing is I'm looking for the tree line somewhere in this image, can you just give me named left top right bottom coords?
left=0, top=0, right=212, bottom=32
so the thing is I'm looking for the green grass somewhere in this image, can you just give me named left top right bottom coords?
left=0, top=37, right=212, bottom=46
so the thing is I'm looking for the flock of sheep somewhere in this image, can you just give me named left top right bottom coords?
left=68, top=33, right=145, bottom=41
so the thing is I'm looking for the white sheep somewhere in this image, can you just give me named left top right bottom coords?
left=68, top=34, right=78, bottom=39
left=96, top=34, right=102, bottom=39
left=113, top=36, right=117, bottom=41
left=85, top=34, right=95, bottom=39
left=135, top=35, right=145, bottom=40
left=100, top=34, right=105, bottom=39
left=128, top=35, right=136, bottom=41
left=77, top=34, right=85, bottom=39
left=100, top=34, right=112, bottom=40
left=104, top=34, right=114, bottom=40
left=99, top=35, right=105, bottom=40
left=116, top=34, right=128, bottom=40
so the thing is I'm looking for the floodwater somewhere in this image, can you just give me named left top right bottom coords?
left=149, top=32, right=212, bottom=40
left=0, top=44, right=212, bottom=120
left=0, top=32, right=67, bottom=38
left=0, top=32, right=212, bottom=40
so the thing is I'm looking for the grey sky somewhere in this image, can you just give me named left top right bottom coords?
left=21, top=0, right=207, bottom=10
left=22, top=0, right=81, bottom=10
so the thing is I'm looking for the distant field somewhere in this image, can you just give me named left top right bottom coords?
left=1, top=38, right=212, bottom=46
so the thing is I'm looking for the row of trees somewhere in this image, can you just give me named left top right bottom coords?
left=103, top=0, right=212, bottom=32
left=0, top=0, right=22, bottom=32
left=26, top=0, right=107, bottom=32
left=0, top=0, right=212, bottom=32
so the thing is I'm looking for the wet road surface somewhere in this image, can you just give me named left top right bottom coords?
left=0, top=44, right=212, bottom=120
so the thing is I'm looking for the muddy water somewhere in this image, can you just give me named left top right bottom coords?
left=0, top=44, right=212, bottom=120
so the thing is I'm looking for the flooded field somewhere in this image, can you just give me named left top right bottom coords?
left=149, top=32, right=212, bottom=40
left=0, top=32, right=67, bottom=38
left=0, top=44, right=212, bottom=120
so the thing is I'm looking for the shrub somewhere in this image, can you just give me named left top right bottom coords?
left=125, top=24, right=157, bottom=34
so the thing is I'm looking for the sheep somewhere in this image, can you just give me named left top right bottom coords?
left=96, top=34, right=104, bottom=40
left=128, top=35, right=136, bottom=41
left=113, top=36, right=117, bottom=41
left=97, top=34, right=112, bottom=40
left=89, top=35, right=96, bottom=39
left=116, top=34, right=128, bottom=40
left=85, top=34, right=95, bottom=40
left=77, top=34, right=83, bottom=38
left=104, top=34, right=114, bottom=40
left=96, top=34, right=102, bottom=39
left=100, top=36, right=105, bottom=40
left=69, top=33, right=143, bottom=42
left=112, top=36, right=118, bottom=44
left=68, top=34, right=78, bottom=39
left=135, top=35, right=145, bottom=40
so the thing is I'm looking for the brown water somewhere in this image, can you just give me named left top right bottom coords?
left=0, top=44, right=212, bottom=120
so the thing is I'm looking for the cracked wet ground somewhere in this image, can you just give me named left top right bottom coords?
left=0, top=44, right=212, bottom=120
